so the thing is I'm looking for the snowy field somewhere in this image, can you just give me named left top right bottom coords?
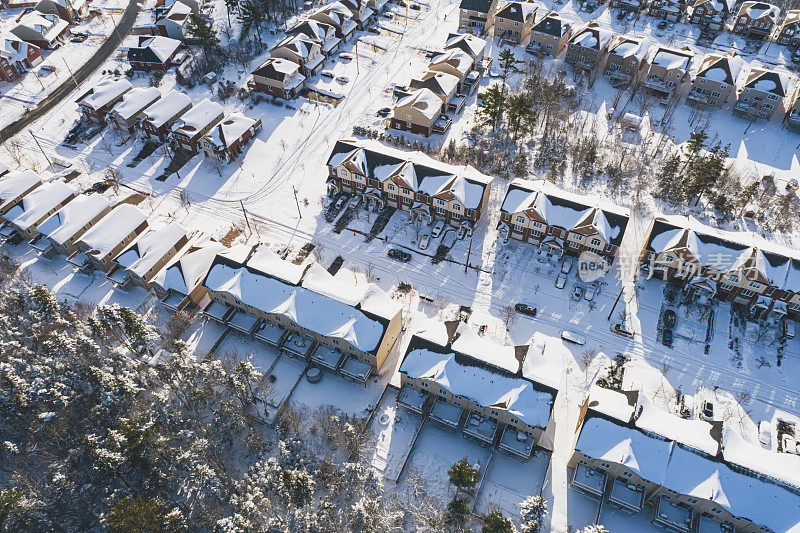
left=366, top=387, right=422, bottom=482
left=474, top=449, right=550, bottom=518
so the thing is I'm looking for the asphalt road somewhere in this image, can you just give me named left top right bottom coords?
left=0, top=0, right=142, bottom=145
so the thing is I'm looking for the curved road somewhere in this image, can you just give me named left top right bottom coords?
left=0, top=0, right=143, bottom=145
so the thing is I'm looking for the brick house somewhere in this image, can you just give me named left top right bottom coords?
left=199, top=113, right=262, bottom=162
left=248, top=57, right=306, bottom=99
left=498, top=178, right=629, bottom=261
left=687, top=51, right=745, bottom=107
left=776, top=9, right=800, bottom=47
left=528, top=13, right=572, bottom=56
left=647, top=0, right=685, bottom=21
left=269, top=34, right=324, bottom=76
left=169, top=98, right=224, bottom=152
left=443, top=32, right=486, bottom=63
left=127, top=35, right=182, bottom=71
left=732, top=1, right=780, bottom=39
left=286, top=19, right=341, bottom=56
left=111, top=223, right=192, bottom=290
left=76, top=78, right=133, bottom=122
left=389, top=88, right=449, bottom=136
left=34, top=0, right=86, bottom=24
left=0, top=35, right=42, bottom=82
left=109, top=87, right=162, bottom=133
left=565, top=22, right=613, bottom=71
left=326, top=138, right=493, bottom=236
left=33, top=193, right=114, bottom=257
left=0, top=170, right=42, bottom=217
left=686, top=0, right=733, bottom=31
left=10, top=12, right=69, bottom=49
left=493, top=0, right=540, bottom=44
left=73, top=204, right=149, bottom=273
left=642, top=45, right=694, bottom=99
left=138, top=89, right=192, bottom=142
left=603, top=35, right=649, bottom=84
left=1, top=181, right=75, bottom=241
left=458, top=0, right=497, bottom=34
left=734, top=67, right=791, bottom=120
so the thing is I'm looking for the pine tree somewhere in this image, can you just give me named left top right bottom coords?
left=520, top=495, right=547, bottom=533
left=240, top=0, right=266, bottom=43
left=481, top=508, right=515, bottom=533
left=506, top=93, right=536, bottom=143
left=186, top=14, right=220, bottom=55
left=445, top=497, right=471, bottom=530
left=448, top=457, right=480, bottom=493
left=477, top=84, right=506, bottom=137
left=498, top=49, right=521, bottom=99
left=105, top=495, right=169, bottom=533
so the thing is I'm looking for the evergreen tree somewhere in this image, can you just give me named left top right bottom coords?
left=481, top=508, right=515, bottom=533
left=506, top=93, right=536, bottom=143
left=186, top=14, right=220, bottom=55
left=477, top=84, right=506, bottom=137
left=520, top=495, right=547, bottom=533
left=497, top=49, right=521, bottom=99
left=448, top=457, right=480, bottom=493
left=105, top=495, right=169, bottom=533
left=240, top=0, right=267, bottom=43
left=579, top=526, right=609, bottom=533
left=445, top=497, right=471, bottom=531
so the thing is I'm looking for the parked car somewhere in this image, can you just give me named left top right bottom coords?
left=339, top=52, right=354, bottom=61
left=418, top=234, right=430, bottom=250
left=657, top=20, right=669, bottom=29
left=515, top=303, right=537, bottom=317
left=368, top=26, right=381, bottom=34
left=782, top=434, right=798, bottom=454
left=584, top=284, right=597, bottom=301
left=561, top=257, right=574, bottom=274
left=783, top=318, right=795, bottom=339
left=610, top=323, right=634, bottom=338
left=334, top=195, right=348, bottom=210
left=700, top=400, right=714, bottom=421
left=561, top=330, right=585, bottom=345
left=410, top=2, right=421, bottom=9
left=571, top=285, right=584, bottom=301
left=377, top=107, right=391, bottom=117
left=387, top=248, right=411, bottom=262
left=662, top=328, right=673, bottom=347
left=616, top=10, right=626, bottom=19
left=793, top=49, right=800, bottom=63
left=381, top=11, right=393, bottom=18
left=71, top=32, right=88, bottom=43
left=320, top=70, right=335, bottom=79
left=663, top=309, right=677, bottom=329
left=759, top=420, right=771, bottom=446
left=335, top=75, right=350, bottom=84
left=555, top=272, right=568, bottom=289
left=431, top=220, right=445, bottom=238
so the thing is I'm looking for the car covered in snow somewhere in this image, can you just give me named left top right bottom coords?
left=418, top=234, right=430, bottom=250
left=555, top=273, right=568, bottom=289
left=662, top=328, right=673, bottom=347
left=387, top=248, right=411, bottom=262
left=759, top=420, right=771, bottom=446
left=335, top=75, right=350, bottom=84
left=610, top=323, right=634, bottom=338
left=584, top=284, right=597, bottom=301
left=700, top=400, right=714, bottom=421
left=561, top=330, right=585, bottom=345
left=561, top=257, right=574, bottom=274
left=663, top=309, right=677, bottom=329
left=431, top=220, right=445, bottom=238
left=571, top=285, right=584, bottom=301
left=320, top=70, right=335, bottom=79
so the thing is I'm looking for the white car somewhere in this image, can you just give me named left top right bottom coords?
left=431, top=220, right=446, bottom=238
left=320, top=70, right=335, bottom=79
left=782, top=433, right=797, bottom=454
left=561, top=330, right=585, bottom=345
left=758, top=420, right=771, bottom=446
left=419, top=234, right=430, bottom=250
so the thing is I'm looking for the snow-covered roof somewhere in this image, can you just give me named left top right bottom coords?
left=111, top=87, right=161, bottom=121
left=650, top=46, right=693, bottom=72
left=150, top=240, right=238, bottom=295
left=609, top=36, right=648, bottom=60
left=634, top=395, right=720, bottom=455
left=6, top=181, right=73, bottom=231
left=570, top=23, right=613, bottom=50
left=444, top=32, right=486, bottom=59
left=588, top=385, right=636, bottom=422
left=429, top=48, right=474, bottom=75
left=131, top=35, right=182, bottom=63
left=721, top=423, right=800, bottom=490
left=114, top=223, right=189, bottom=278
left=696, top=52, right=745, bottom=85
left=79, top=78, right=133, bottom=111
left=451, top=322, right=520, bottom=374
left=532, top=13, right=570, bottom=37
left=80, top=204, right=147, bottom=258
left=141, top=90, right=191, bottom=129
left=204, top=257, right=386, bottom=352
left=164, top=0, right=192, bottom=21
left=204, top=113, right=259, bottom=149
left=13, top=12, right=68, bottom=41
left=301, top=261, right=368, bottom=306
left=172, top=98, right=223, bottom=136
left=358, top=283, right=402, bottom=321
left=272, top=34, right=319, bottom=59
left=400, top=348, right=552, bottom=428
left=740, top=1, right=779, bottom=20
left=252, top=56, right=303, bottom=82
left=0, top=170, right=41, bottom=210
left=410, top=71, right=459, bottom=100
left=743, top=67, right=791, bottom=97
left=521, top=331, right=572, bottom=390
left=247, top=244, right=307, bottom=285
left=495, top=0, right=539, bottom=22
left=38, top=193, right=112, bottom=246
left=395, top=87, right=442, bottom=120
left=0, top=35, right=37, bottom=62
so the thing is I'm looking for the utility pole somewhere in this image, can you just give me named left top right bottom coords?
left=355, top=39, right=359, bottom=76
left=607, top=287, right=624, bottom=321
left=29, top=131, right=52, bottom=166
left=292, top=186, right=302, bottom=219
left=464, top=231, right=473, bottom=273
left=62, top=58, right=78, bottom=90
left=240, top=200, right=252, bottom=235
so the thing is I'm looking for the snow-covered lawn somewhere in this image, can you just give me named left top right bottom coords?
left=288, top=369, right=384, bottom=417
left=214, top=330, right=280, bottom=373
left=474, top=449, right=550, bottom=518
left=566, top=486, right=600, bottom=532
left=598, top=503, right=664, bottom=533
left=366, top=387, right=422, bottom=481
left=265, top=355, right=306, bottom=407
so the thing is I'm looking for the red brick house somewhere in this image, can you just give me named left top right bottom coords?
left=77, top=78, right=133, bottom=122
left=127, top=35, right=182, bottom=72
left=732, top=1, right=780, bottom=39
left=0, top=35, right=42, bottom=82
left=169, top=98, right=224, bottom=152
left=138, top=89, right=192, bottom=142
left=199, top=113, right=262, bottom=162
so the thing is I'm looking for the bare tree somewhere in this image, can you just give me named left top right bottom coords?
left=499, top=305, right=517, bottom=327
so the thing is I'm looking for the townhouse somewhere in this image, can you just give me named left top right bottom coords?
left=71, top=204, right=149, bottom=272
left=390, top=87, right=450, bottom=136
left=30, top=193, right=114, bottom=256
left=565, top=22, right=613, bottom=71
left=138, top=89, right=192, bottom=142
left=0, top=181, right=75, bottom=241
left=639, top=215, right=800, bottom=320
left=609, top=0, right=645, bottom=13
left=571, top=408, right=800, bottom=533
left=444, top=32, right=486, bottom=64
left=326, top=138, right=493, bottom=236
left=409, top=71, right=460, bottom=110
left=34, top=0, right=86, bottom=24
left=493, top=0, right=540, bottom=44
left=248, top=57, right=306, bottom=99
left=155, top=1, right=195, bottom=40
left=269, top=34, right=324, bottom=77
left=527, top=13, right=572, bottom=56
left=785, top=86, right=800, bottom=128
left=776, top=9, right=800, bottom=47
left=0, top=170, right=42, bottom=217
left=687, top=0, right=733, bottom=31
left=735, top=67, right=791, bottom=120
left=0, top=35, right=42, bottom=82
left=732, top=1, right=780, bottom=39
left=10, top=12, right=69, bottom=49
left=198, top=113, right=262, bottom=162
left=643, top=46, right=694, bottom=99
left=687, top=51, right=745, bottom=107
left=286, top=19, right=341, bottom=56
left=308, top=2, right=357, bottom=41
left=647, top=0, right=684, bottom=21
left=458, top=0, right=497, bottom=34
left=169, top=98, right=224, bottom=152
left=498, top=178, right=629, bottom=261
left=603, top=35, right=649, bottom=84
left=200, top=244, right=403, bottom=381
left=127, top=35, right=183, bottom=71
left=110, top=223, right=192, bottom=290
left=428, top=48, right=474, bottom=91
left=398, top=331, right=554, bottom=457
left=151, top=239, right=228, bottom=311
left=109, top=87, right=162, bottom=133
left=77, top=78, right=133, bottom=123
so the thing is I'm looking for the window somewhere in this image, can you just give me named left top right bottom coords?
left=513, top=224, right=525, bottom=233
left=728, top=274, right=739, bottom=283
left=622, top=471, right=632, bottom=477
left=401, top=188, right=411, bottom=196
left=686, top=497, right=697, bottom=504
left=338, top=168, right=348, bottom=177
left=748, top=281, right=762, bottom=289
left=591, top=238, right=601, bottom=246
left=532, top=220, right=541, bottom=228
left=711, top=91, right=721, bottom=97
left=719, top=282, right=735, bottom=292
left=741, top=289, right=756, bottom=297
left=406, top=114, right=412, bottom=120
left=569, top=241, right=580, bottom=248
left=435, top=207, right=445, bottom=215
left=387, top=183, right=395, bottom=191
left=516, top=215, right=526, bottom=223
left=452, top=204, right=461, bottom=211
left=600, top=462, right=611, bottom=468
left=436, top=198, right=445, bottom=205
left=388, top=192, right=397, bottom=200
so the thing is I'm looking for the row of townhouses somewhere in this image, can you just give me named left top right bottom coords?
left=75, top=80, right=261, bottom=161
left=389, top=33, right=486, bottom=136
left=248, top=0, right=384, bottom=99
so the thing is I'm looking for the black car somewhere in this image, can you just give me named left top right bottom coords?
left=616, top=10, right=626, bottom=19
left=388, top=248, right=412, bottom=262
left=410, top=2, right=421, bottom=9
left=663, top=309, right=677, bottom=329
left=662, top=328, right=673, bottom=347
left=657, top=20, right=669, bottom=29
left=376, top=107, right=391, bottom=117
left=514, top=303, right=537, bottom=317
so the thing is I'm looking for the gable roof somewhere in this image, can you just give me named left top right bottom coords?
left=444, top=32, right=486, bottom=59
left=695, top=52, right=745, bottom=85
left=495, top=0, right=538, bottom=22
left=743, top=67, right=791, bottom=97
left=128, top=35, right=181, bottom=64
left=252, top=57, right=303, bottom=82
left=141, top=89, right=191, bottom=128
left=111, top=87, right=161, bottom=121
left=78, top=78, right=133, bottom=111
left=171, top=98, right=223, bottom=136
left=38, top=193, right=112, bottom=246
left=459, top=0, right=494, bottom=13
left=532, top=13, right=570, bottom=37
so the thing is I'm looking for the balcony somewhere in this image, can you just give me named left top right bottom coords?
left=280, top=332, right=315, bottom=358
left=339, top=355, right=371, bottom=383
left=463, top=411, right=499, bottom=444
left=643, top=76, right=674, bottom=96
left=608, top=476, right=644, bottom=513
left=429, top=398, right=463, bottom=428
left=228, top=310, right=259, bottom=335
left=310, top=344, right=345, bottom=370
left=498, top=425, right=535, bottom=458
left=160, top=290, right=186, bottom=312
left=202, top=300, right=233, bottom=323
left=397, top=385, right=428, bottom=414
left=787, top=110, right=800, bottom=127
left=653, top=496, right=693, bottom=532
left=253, top=321, right=286, bottom=347
left=687, top=88, right=711, bottom=104
left=734, top=100, right=766, bottom=116
left=571, top=463, right=606, bottom=498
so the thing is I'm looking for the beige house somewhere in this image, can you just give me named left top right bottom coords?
left=111, top=224, right=192, bottom=290
left=428, top=48, right=474, bottom=89
left=72, top=204, right=149, bottom=273
left=687, top=52, right=745, bottom=107
left=493, top=1, right=540, bottom=44
left=249, top=57, right=306, bottom=100
left=776, top=9, right=800, bottom=47
left=565, top=22, right=613, bottom=71
left=389, top=88, right=447, bottom=136
left=458, top=0, right=497, bottom=34
left=732, top=1, right=780, bottom=39
left=643, top=46, right=694, bottom=99
left=735, top=67, right=791, bottom=120
left=785, top=86, right=800, bottom=128
left=31, top=193, right=114, bottom=257
left=270, top=34, right=324, bottom=76
left=528, top=13, right=572, bottom=56
left=409, top=71, right=460, bottom=107
left=603, top=35, right=649, bottom=84
left=1, top=181, right=75, bottom=241
left=687, top=0, right=733, bottom=30
left=0, top=170, right=42, bottom=218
